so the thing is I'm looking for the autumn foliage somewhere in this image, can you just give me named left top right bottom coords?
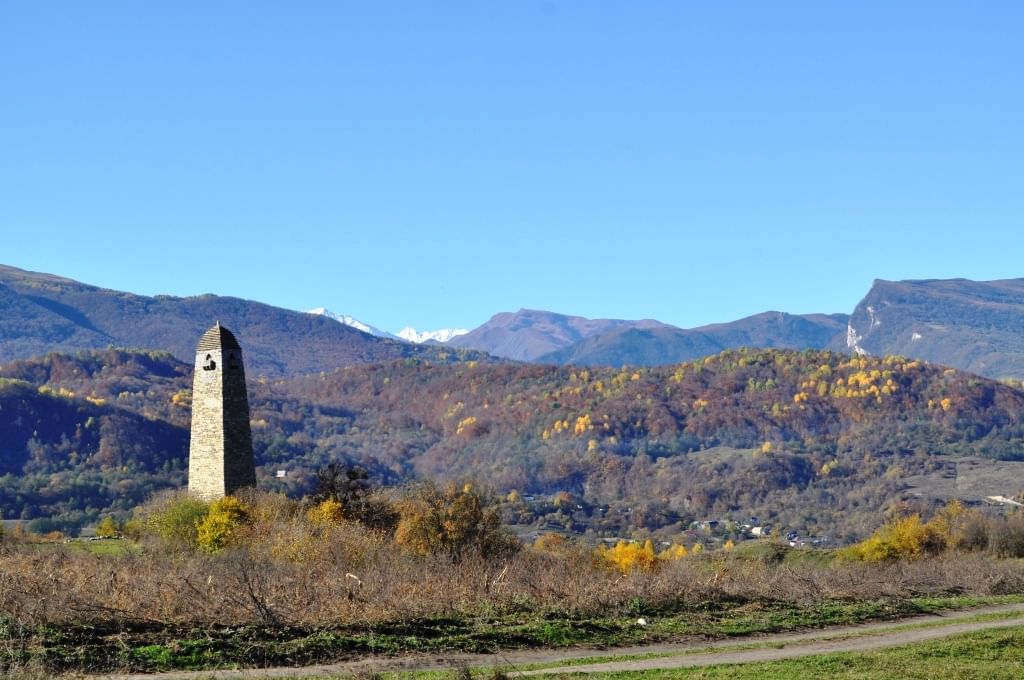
left=132, top=481, right=519, bottom=565
left=394, top=482, right=518, bottom=560
left=196, top=496, right=250, bottom=553
left=599, top=539, right=658, bottom=573
left=306, top=498, right=345, bottom=526
left=841, top=502, right=1024, bottom=561
left=4, top=347, right=1024, bottom=541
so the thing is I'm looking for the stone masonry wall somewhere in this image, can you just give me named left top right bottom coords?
left=188, top=344, right=255, bottom=500
left=188, top=348, right=226, bottom=499
left=222, top=348, right=256, bottom=494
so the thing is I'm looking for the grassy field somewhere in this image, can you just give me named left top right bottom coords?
left=345, top=618, right=1024, bottom=680
left=24, top=537, right=139, bottom=556
left=508, top=608, right=1024, bottom=671
left=532, top=625, right=1024, bottom=679
left=109, top=594, right=1022, bottom=671
left=6, top=594, right=1021, bottom=674
left=4, top=489, right=1024, bottom=676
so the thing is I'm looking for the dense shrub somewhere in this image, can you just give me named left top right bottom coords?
left=135, top=490, right=209, bottom=549
left=841, top=502, right=1024, bottom=562
left=196, top=497, right=249, bottom=553
left=841, top=515, right=939, bottom=562
left=2, top=485, right=1024, bottom=654
left=2, top=536, right=1023, bottom=634
left=599, top=539, right=658, bottom=573
left=306, top=498, right=345, bottom=526
left=989, top=516, right=1024, bottom=558
left=394, top=482, right=519, bottom=560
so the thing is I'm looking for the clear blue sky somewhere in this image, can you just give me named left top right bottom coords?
left=2, top=2, right=1022, bottom=333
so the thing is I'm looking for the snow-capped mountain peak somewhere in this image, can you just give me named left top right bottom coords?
left=308, top=308, right=468, bottom=344
left=306, top=308, right=396, bottom=339
left=397, top=326, right=469, bottom=344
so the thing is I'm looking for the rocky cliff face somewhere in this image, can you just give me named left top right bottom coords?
left=834, top=278, right=1024, bottom=379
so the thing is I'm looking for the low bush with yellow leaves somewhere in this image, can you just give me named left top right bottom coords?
left=840, top=502, right=996, bottom=562
left=196, top=496, right=250, bottom=553
left=597, top=539, right=697, bottom=573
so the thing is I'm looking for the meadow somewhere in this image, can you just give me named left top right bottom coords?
left=2, top=486, right=1023, bottom=676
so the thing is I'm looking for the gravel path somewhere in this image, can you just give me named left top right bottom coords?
left=97, top=602, right=1024, bottom=679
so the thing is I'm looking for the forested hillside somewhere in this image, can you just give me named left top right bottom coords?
left=2, top=347, right=1023, bottom=539
left=0, top=350, right=191, bottom=527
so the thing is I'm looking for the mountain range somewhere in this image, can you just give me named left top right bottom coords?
left=440, top=280, right=1024, bottom=379
left=534, top=311, right=850, bottom=367
left=443, top=309, right=671, bottom=361
left=837, top=278, right=1024, bottom=380
left=396, top=326, right=470, bottom=344
left=305, top=308, right=395, bottom=339
left=3, top=263, right=1024, bottom=379
left=0, top=265, right=483, bottom=376
left=314, top=279, right=1024, bottom=380
left=305, top=307, right=468, bottom=344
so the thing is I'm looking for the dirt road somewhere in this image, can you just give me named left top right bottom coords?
left=100, top=602, right=1024, bottom=679
left=515, top=607, right=1024, bottom=676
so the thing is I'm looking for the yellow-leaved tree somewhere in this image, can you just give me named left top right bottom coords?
left=842, top=501, right=989, bottom=563
left=95, top=516, right=119, bottom=538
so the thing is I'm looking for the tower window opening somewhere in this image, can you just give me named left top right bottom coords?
left=203, top=354, right=217, bottom=371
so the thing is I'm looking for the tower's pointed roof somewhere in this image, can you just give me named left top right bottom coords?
left=196, top=322, right=242, bottom=352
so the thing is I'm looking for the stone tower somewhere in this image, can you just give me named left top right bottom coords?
left=188, top=323, right=256, bottom=499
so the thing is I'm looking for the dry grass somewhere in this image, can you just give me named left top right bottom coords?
left=1, top=537, right=1022, bottom=630
left=2, top=491, right=1022, bottom=631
